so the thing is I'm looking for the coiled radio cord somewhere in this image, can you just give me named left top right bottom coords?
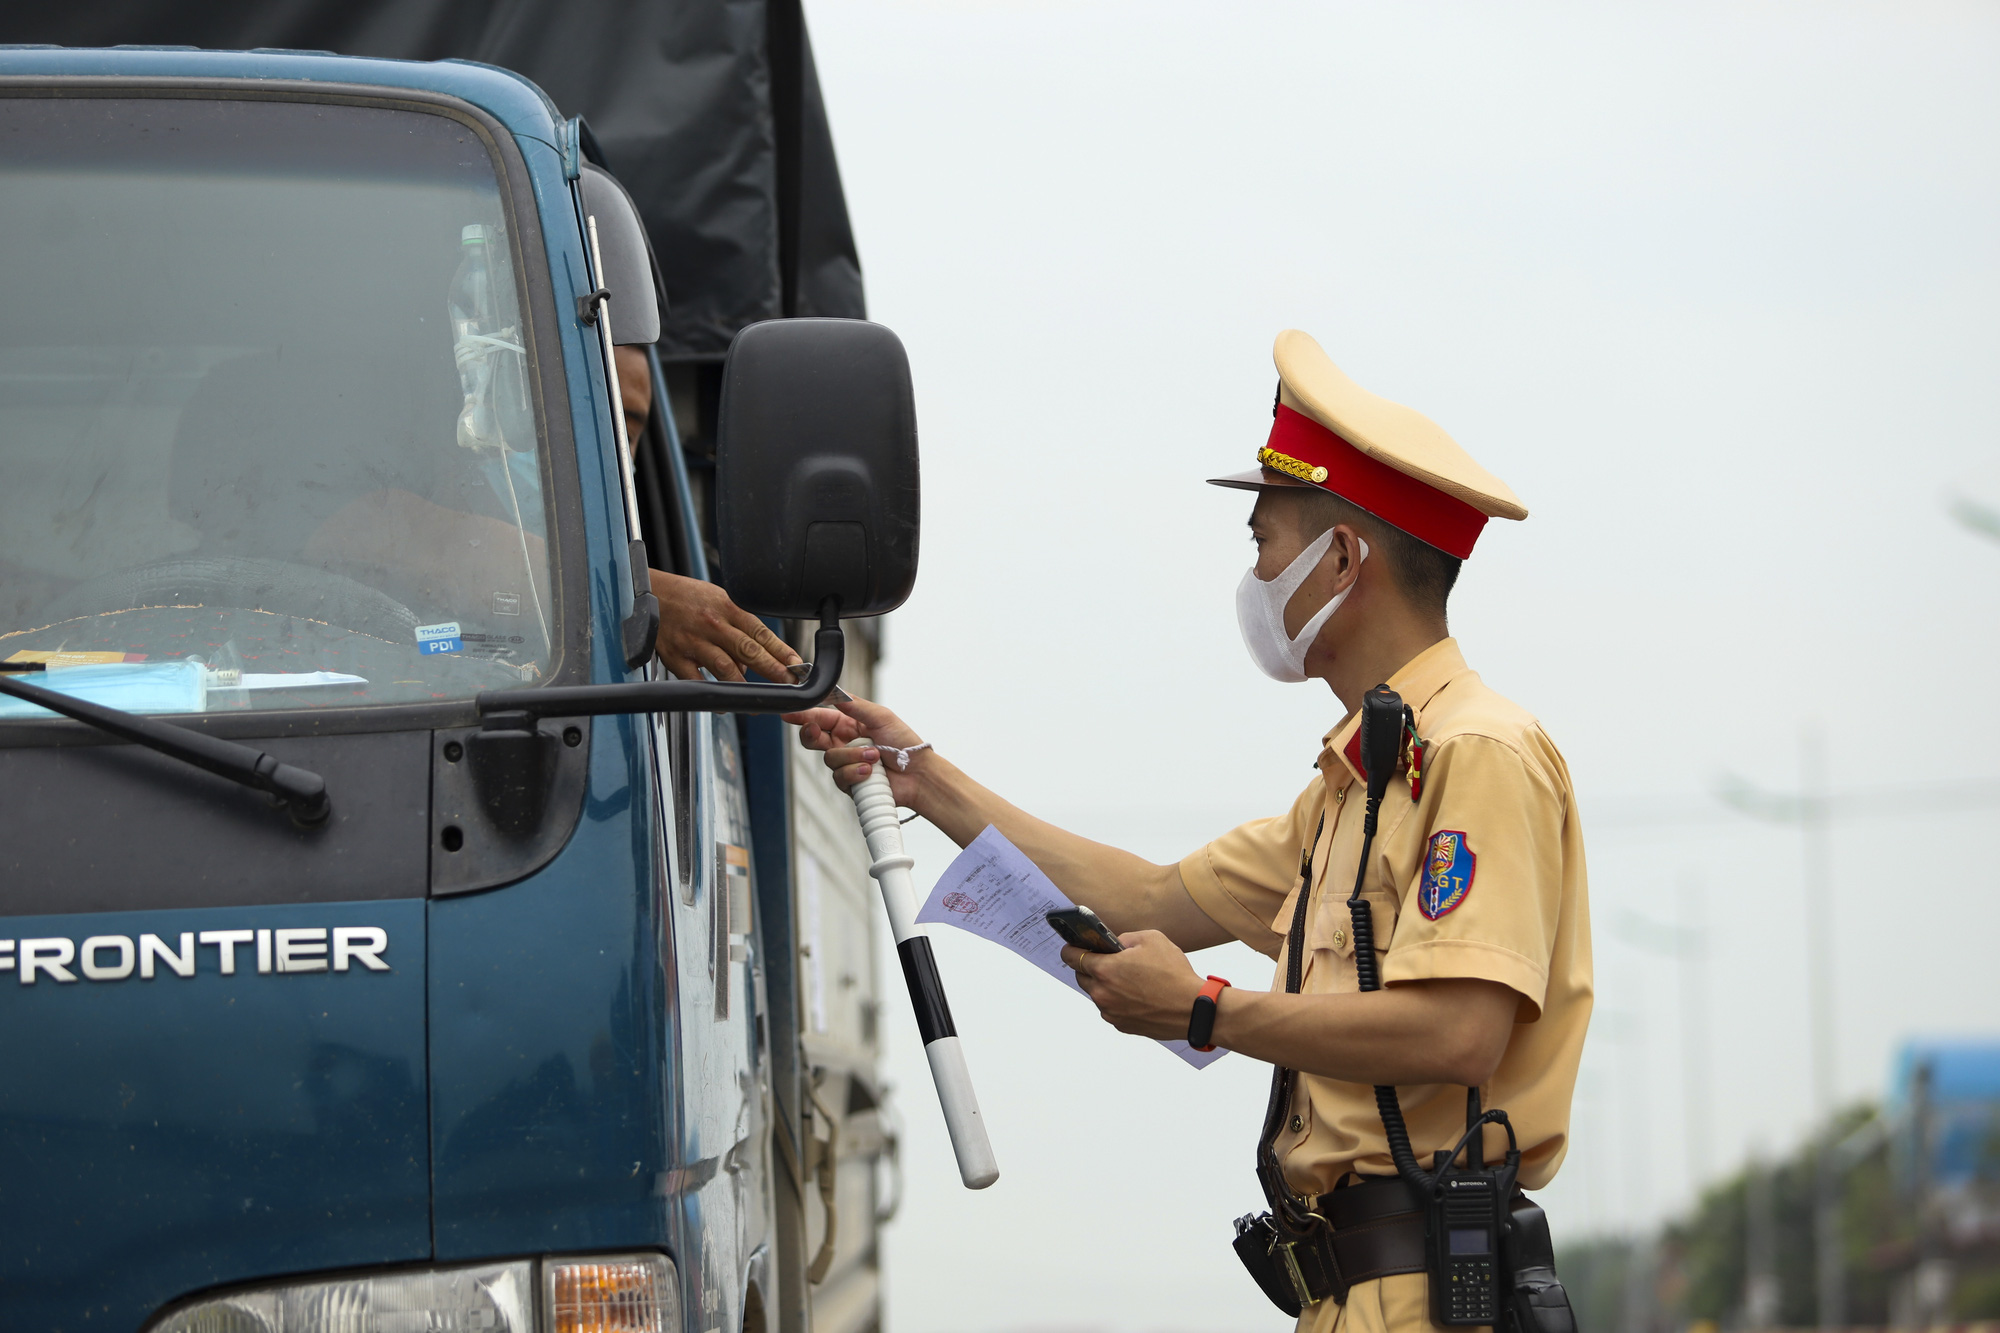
left=1348, top=686, right=1517, bottom=1196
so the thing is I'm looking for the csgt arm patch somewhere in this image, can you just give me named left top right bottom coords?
left=1419, top=830, right=1476, bottom=920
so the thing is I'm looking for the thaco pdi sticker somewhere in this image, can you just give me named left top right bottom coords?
left=415, top=621, right=464, bottom=655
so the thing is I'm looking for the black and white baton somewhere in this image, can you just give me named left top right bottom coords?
left=849, top=742, right=999, bottom=1190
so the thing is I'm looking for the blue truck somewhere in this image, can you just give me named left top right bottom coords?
left=0, top=39, right=912, bottom=1333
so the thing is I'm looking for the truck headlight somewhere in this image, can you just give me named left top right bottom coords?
left=150, top=1254, right=678, bottom=1333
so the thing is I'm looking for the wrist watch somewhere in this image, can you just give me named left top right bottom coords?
left=1187, top=974, right=1233, bottom=1052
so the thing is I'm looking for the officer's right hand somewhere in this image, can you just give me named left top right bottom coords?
left=783, top=695, right=928, bottom=803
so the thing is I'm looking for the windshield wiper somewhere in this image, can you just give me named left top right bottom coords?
left=0, top=667, right=330, bottom=826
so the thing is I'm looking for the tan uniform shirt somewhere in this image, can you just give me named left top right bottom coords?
left=1179, top=638, right=1591, bottom=1194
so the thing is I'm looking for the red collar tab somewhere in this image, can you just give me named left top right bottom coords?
left=1261, top=405, right=1488, bottom=560
left=1338, top=715, right=1430, bottom=801
left=1341, top=728, right=1367, bottom=782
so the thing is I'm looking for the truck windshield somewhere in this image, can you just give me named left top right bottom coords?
left=0, top=95, right=558, bottom=717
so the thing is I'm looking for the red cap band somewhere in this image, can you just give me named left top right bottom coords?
left=1264, top=405, right=1488, bottom=560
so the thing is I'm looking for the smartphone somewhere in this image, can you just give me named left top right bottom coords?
left=1046, top=905, right=1124, bottom=954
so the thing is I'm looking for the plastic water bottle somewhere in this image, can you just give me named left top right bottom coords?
left=448, top=224, right=531, bottom=452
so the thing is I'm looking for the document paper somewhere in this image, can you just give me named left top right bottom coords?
left=916, top=825, right=1227, bottom=1069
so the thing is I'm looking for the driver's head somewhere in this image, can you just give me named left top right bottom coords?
left=614, top=346, right=653, bottom=444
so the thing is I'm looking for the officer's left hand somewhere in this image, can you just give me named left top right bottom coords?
left=1061, top=931, right=1206, bottom=1042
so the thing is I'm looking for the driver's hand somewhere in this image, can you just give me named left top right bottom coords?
left=650, top=570, right=803, bottom=684
left=784, top=695, right=926, bottom=802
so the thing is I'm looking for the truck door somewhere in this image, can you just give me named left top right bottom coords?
left=658, top=705, right=777, bottom=1333
left=636, top=364, right=898, bottom=1333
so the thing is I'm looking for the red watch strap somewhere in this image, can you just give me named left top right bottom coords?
left=1188, top=975, right=1232, bottom=1052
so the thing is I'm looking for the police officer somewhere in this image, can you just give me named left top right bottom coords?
left=788, top=329, right=1592, bottom=1333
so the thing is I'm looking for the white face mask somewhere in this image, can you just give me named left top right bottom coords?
left=1235, top=530, right=1368, bottom=683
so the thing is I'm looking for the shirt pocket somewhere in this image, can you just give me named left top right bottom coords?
left=1303, top=890, right=1397, bottom=990
left=1308, top=890, right=1396, bottom=954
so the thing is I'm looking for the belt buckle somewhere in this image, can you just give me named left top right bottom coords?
left=1274, top=1236, right=1314, bottom=1309
left=1271, top=1215, right=1346, bottom=1309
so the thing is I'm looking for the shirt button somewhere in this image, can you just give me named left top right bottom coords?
left=1331, top=928, right=1346, bottom=949
left=1289, top=1114, right=1305, bottom=1134
left=1334, top=786, right=1347, bottom=803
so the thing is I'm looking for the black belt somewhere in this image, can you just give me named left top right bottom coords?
left=1316, top=1176, right=1428, bottom=1289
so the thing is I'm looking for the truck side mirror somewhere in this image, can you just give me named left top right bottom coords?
left=578, top=164, right=662, bottom=346
left=475, top=319, right=911, bottom=724
left=715, top=319, right=920, bottom=619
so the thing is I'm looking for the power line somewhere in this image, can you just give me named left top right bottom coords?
left=1587, top=776, right=2000, bottom=832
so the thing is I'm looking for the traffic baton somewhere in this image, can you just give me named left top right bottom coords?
left=849, top=743, right=1000, bottom=1189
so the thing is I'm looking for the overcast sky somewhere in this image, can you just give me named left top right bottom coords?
left=803, top=4, right=2000, bottom=1329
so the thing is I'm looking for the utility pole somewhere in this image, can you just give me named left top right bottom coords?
left=1910, top=1060, right=1947, bottom=1323
left=1745, top=1144, right=1780, bottom=1327
left=1677, top=878, right=1714, bottom=1186
left=1622, top=1235, right=1657, bottom=1333
left=1612, top=890, right=1713, bottom=1194
left=1798, top=729, right=1836, bottom=1123
left=1716, top=726, right=1843, bottom=1328
left=1799, top=728, right=1844, bottom=1330
left=1621, top=986, right=1654, bottom=1333
left=1578, top=1071, right=1607, bottom=1237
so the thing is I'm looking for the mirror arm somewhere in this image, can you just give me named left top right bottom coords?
left=477, top=599, right=845, bottom=723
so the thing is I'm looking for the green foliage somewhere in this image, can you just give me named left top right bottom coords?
left=1956, top=1268, right=2000, bottom=1319
left=1557, top=1097, right=2000, bottom=1324
left=1622, top=1104, right=1914, bottom=1324
left=1980, top=1108, right=2000, bottom=1183
left=1554, top=1237, right=1631, bottom=1330
left=1663, top=1173, right=1748, bottom=1320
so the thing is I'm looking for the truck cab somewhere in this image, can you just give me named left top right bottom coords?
left=0, top=45, right=909, bottom=1333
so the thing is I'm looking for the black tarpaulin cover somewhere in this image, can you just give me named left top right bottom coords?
left=1, top=0, right=865, bottom=359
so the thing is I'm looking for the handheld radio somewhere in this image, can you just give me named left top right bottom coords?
left=1424, top=1107, right=1513, bottom=1324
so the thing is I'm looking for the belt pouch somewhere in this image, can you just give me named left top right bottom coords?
left=1502, top=1196, right=1577, bottom=1333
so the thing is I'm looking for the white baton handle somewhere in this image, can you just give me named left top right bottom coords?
left=850, top=743, right=999, bottom=1190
